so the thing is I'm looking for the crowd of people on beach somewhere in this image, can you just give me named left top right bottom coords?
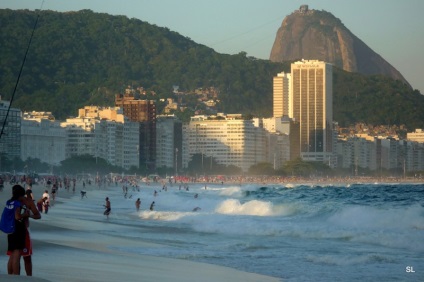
left=0, top=173, right=215, bottom=278
left=1, top=171, right=423, bottom=278
left=0, top=175, right=77, bottom=277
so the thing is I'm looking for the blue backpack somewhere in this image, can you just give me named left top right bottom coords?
left=0, top=200, right=20, bottom=234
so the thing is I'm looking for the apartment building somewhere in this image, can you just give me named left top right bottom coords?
left=21, top=111, right=66, bottom=165
left=115, top=90, right=156, bottom=169
left=182, top=114, right=266, bottom=172
left=0, top=99, right=21, bottom=160
left=156, top=115, right=182, bottom=173
left=61, top=106, right=139, bottom=170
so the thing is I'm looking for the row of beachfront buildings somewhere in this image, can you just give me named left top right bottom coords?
left=0, top=59, right=424, bottom=173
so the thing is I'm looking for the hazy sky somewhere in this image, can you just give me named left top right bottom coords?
left=1, top=0, right=423, bottom=93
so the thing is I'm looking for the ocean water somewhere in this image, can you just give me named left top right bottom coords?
left=43, top=181, right=424, bottom=281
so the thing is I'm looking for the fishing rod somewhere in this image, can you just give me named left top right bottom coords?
left=0, top=1, right=44, bottom=141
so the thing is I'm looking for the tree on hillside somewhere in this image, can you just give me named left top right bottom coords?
left=0, top=9, right=423, bottom=128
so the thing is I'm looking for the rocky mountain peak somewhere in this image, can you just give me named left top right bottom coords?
left=269, top=5, right=410, bottom=86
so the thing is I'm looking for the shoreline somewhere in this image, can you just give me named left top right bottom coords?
left=0, top=179, right=421, bottom=281
left=173, top=177, right=424, bottom=187
left=0, top=182, right=281, bottom=282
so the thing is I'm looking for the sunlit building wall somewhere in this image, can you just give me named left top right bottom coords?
left=407, top=129, right=424, bottom=143
left=273, top=72, right=291, bottom=118
left=183, top=114, right=266, bottom=172
left=61, top=106, right=139, bottom=170
left=290, top=60, right=334, bottom=165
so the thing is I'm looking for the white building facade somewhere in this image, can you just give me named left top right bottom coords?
left=182, top=114, right=267, bottom=172
left=336, top=134, right=424, bottom=173
left=400, top=140, right=424, bottom=172
left=256, top=117, right=291, bottom=169
left=61, top=106, right=139, bottom=170
left=21, top=112, right=66, bottom=166
left=273, top=72, right=291, bottom=118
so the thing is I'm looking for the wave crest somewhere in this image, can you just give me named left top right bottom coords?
left=215, top=199, right=276, bottom=216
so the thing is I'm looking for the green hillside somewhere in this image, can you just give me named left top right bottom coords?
left=1, top=9, right=423, bottom=129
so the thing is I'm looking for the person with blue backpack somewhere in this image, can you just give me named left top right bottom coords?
left=1, top=185, right=40, bottom=275
left=8, top=185, right=41, bottom=276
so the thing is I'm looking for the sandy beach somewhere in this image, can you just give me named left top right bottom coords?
left=0, top=182, right=281, bottom=282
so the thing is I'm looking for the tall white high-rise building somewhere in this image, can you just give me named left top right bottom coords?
left=273, top=72, right=291, bottom=118
left=290, top=60, right=333, bottom=163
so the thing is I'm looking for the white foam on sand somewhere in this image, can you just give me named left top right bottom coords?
left=0, top=183, right=281, bottom=282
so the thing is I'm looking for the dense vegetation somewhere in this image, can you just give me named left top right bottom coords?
left=1, top=9, right=423, bottom=129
